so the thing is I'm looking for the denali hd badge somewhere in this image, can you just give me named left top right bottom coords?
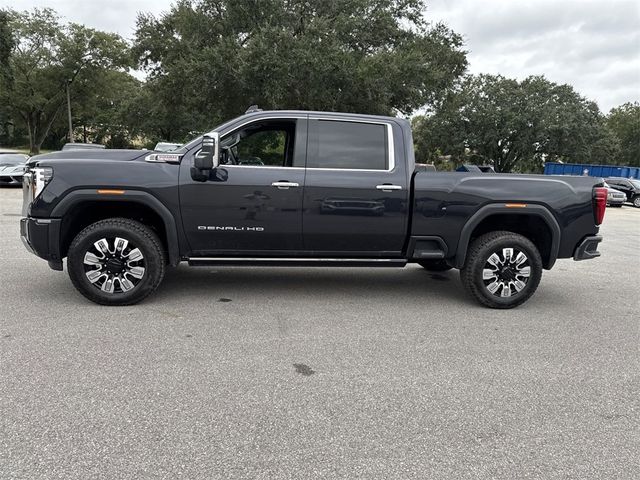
left=198, top=226, right=265, bottom=232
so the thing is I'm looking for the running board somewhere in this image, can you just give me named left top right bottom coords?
left=187, top=257, right=408, bottom=268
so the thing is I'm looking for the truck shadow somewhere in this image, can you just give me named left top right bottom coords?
left=154, top=264, right=471, bottom=305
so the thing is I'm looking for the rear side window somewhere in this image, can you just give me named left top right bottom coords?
left=308, top=120, right=388, bottom=170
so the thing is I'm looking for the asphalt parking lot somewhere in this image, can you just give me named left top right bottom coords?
left=1, top=186, right=638, bottom=479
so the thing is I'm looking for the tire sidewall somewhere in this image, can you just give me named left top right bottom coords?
left=468, top=235, right=542, bottom=308
left=68, top=221, right=164, bottom=305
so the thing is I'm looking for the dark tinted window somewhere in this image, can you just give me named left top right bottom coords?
left=607, top=179, right=627, bottom=187
left=309, top=120, right=388, bottom=170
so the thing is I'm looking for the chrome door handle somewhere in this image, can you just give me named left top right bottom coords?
left=376, top=184, right=403, bottom=191
left=271, top=181, right=300, bottom=189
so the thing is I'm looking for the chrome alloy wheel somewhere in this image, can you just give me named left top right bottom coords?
left=482, top=247, right=531, bottom=298
left=83, top=237, right=146, bottom=294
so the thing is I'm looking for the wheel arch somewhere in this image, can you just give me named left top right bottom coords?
left=455, top=204, right=561, bottom=270
left=52, top=190, right=181, bottom=266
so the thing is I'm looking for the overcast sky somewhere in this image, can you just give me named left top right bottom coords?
left=9, top=0, right=640, bottom=112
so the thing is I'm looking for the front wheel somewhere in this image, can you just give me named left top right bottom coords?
left=67, top=218, right=166, bottom=305
left=633, top=196, right=640, bottom=208
left=460, top=231, right=542, bottom=309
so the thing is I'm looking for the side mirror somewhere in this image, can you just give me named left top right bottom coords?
left=194, top=133, right=219, bottom=170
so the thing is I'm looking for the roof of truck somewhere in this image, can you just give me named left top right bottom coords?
left=205, top=109, right=409, bottom=138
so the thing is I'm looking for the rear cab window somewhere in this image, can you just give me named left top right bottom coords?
left=307, top=119, right=389, bottom=170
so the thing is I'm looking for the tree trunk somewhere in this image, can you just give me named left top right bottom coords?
left=26, top=114, right=39, bottom=155
left=27, top=104, right=63, bottom=155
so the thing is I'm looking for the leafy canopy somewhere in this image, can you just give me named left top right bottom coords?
left=606, top=102, right=640, bottom=167
left=413, top=74, right=620, bottom=172
left=0, top=8, right=131, bottom=153
left=132, top=0, right=467, bottom=141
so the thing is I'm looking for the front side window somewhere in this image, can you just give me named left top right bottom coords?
left=220, top=121, right=296, bottom=167
left=308, top=120, right=388, bottom=170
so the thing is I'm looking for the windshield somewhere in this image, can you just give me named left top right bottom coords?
left=630, top=180, right=640, bottom=189
left=173, top=114, right=248, bottom=154
left=0, top=154, right=28, bottom=165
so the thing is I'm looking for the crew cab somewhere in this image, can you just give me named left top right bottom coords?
left=20, top=109, right=606, bottom=308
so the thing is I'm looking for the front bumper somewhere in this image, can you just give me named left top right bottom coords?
left=20, top=217, right=63, bottom=270
left=573, top=235, right=602, bottom=261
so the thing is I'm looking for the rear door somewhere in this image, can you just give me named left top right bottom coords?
left=302, top=117, right=408, bottom=256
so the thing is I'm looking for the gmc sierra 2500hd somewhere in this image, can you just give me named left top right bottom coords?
left=20, top=109, right=605, bottom=308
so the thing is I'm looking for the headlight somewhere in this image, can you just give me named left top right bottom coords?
left=10, top=166, right=25, bottom=173
left=32, top=167, right=53, bottom=200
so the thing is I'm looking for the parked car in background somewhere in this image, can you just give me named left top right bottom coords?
left=415, top=163, right=437, bottom=172
left=456, top=164, right=496, bottom=173
left=61, top=143, right=106, bottom=151
left=603, top=182, right=626, bottom=207
left=154, top=142, right=183, bottom=152
left=605, top=177, right=640, bottom=207
left=0, top=152, right=29, bottom=186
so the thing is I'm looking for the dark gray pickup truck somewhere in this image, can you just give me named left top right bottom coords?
left=20, top=109, right=605, bottom=308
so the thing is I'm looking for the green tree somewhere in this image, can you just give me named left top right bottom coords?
left=73, top=70, right=143, bottom=147
left=413, top=74, right=619, bottom=173
left=607, top=102, right=640, bottom=167
left=0, top=11, right=14, bottom=144
left=132, top=0, right=467, bottom=141
left=0, top=8, right=131, bottom=154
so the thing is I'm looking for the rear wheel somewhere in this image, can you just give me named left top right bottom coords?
left=417, top=259, right=453, bottom=272
left=460, top=231, right=542, bottom=309
left=67, top=218, right=166, bottom=305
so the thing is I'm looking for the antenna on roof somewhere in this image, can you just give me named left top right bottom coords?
left=245, top=105, right=262, bottom=114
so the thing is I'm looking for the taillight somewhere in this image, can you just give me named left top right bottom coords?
left=593, top=187, right=607, bottom=225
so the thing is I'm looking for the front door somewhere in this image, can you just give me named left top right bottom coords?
left=180, top=118, right=307, bottom=255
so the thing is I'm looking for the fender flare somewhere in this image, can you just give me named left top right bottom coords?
left=454, top=204, right=561, bottom=269
left=51, top=189, right=181, bottom=266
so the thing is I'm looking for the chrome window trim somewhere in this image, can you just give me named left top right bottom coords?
left=203, top=114, right=397, bottom=173
left=307, top=117, right=395, bottom=173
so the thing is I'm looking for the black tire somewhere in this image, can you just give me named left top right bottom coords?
left=67, top=218, right=166, bottom=305
left=460, top=231, right=542, bottom=309
left=417, top=259, right=453, bottom=272
left=632, top=196, right=640, bottom=208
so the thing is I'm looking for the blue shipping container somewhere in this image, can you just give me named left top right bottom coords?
left=544, top=162, right=640, bottom=179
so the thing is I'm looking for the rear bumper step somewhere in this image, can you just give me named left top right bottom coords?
left=573, top=235, right=602, bottom=261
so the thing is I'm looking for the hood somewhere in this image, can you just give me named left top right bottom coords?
left=0, top=162, right=26, bottom=169
left=27, top=149, right=148, bottom=166
left=0, top=164, right=26, bottom=172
